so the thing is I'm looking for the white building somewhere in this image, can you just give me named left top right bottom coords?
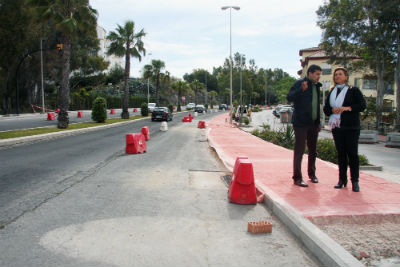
left=97, top=25, right=125, bottom=70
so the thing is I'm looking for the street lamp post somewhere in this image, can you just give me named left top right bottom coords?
left=147, top=77, right=150, bottom=107
left=239, top=54, right=243, bottom=126
left=221, top=5, right=240, bottom=122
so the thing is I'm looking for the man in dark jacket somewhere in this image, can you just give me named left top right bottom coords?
left=287, top=65, right=322, bottom=187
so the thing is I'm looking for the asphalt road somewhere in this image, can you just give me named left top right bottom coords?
left=0, top=109, right=139, bottom=131
left=0, top=110, right=320, bottom=267
left=0, top=111, right=186, bottom=226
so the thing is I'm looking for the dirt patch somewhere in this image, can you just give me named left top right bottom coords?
left=310, top=215, right=400, bottom=266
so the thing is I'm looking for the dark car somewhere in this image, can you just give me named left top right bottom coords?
left=151, top=107, right=173, bottom=121
left=219, top=104, right=228, bottom=110
left=194, top=105, right=205, bottom=113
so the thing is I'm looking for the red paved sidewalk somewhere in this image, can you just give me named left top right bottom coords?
left=208, top=113, right=400, bottom=218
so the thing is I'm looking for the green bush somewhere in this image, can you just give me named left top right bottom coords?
left=204, top=103, right=208, bottom=110
left=316, top=139, right=338, bottom=164
left=359, top=154, right=369, bottom=166
left=252, top=124, right=294, bottom=149
left=141, top=102, right=149, bottom=117
left=253, top=129, right=370, bottom=166
left=91, top=97, right=107, bottom=123
left=251, top=106, right=261, bottom=112
left=243, top=117, right=250, bottom=125
left=316, top=138, right=369, bottom=165
left=168, top=104, right=173, bottom=113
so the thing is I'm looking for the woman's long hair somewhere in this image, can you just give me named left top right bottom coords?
left=330, top=67, right=350, bottom=91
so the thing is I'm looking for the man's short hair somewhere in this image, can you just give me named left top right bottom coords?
left=307, top=64, right=322, bottom=75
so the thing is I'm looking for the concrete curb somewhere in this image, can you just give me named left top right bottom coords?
left=0, top=117, right=149, bottom=149
left=207, top=128, right=365, bottom=267
left=360, top=165, right=383, bottom=171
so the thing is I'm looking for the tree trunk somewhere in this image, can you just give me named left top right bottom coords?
left=396, top=30, right=400, bottom=131
left=375, top=53, right=385, bottom=133
left=58, top=35, right=71, bottom=129
left=156, top=73, right=160, bottom=106
left=121, top=47, right=130, bottom=119
left=177, top=90, right=181, bottom=111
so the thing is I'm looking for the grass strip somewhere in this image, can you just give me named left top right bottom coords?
left=0, top=115, right=144, bottom=140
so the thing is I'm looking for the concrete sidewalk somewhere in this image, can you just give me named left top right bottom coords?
left=207, top=113, right=400, bottom=219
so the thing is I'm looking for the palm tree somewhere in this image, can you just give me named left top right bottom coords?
left=208, top=90, right=218, bottom=109
left=143, top=60, right=165, bottom=106
left=190, top=79, right=204, bottom=105
left=107, top=21, right=146, bottom=119
left=29, top=0, right=97, bottom=128
left=171, top=80, right=190, bottom=111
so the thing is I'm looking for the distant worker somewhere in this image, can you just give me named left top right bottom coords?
left=323, top=68, right=366, bottom=192
left=247, top=107, right=252, bottom=122
left=287, top=64, right=322, bottom=187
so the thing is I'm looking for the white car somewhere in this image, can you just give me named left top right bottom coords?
left=186, top=103, right=196, bottom=110
left=148, top=103, right=156, bottom=112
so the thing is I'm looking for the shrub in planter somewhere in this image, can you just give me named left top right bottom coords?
left=168, top=104, right=173, bottom=113
left=91, top=97, right=107, bottom=123
left=243, top=117, right=250, bottom=125
left=204, top=103, right=208, bottom=110
left=359, top=154, right=369, bottom=166
left=141, top=102, right=149, bottom=117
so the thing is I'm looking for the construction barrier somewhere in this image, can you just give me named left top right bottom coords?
left=77, top=111, right=83, bottom=118
left=182, top=116, right=193, bottom=122
left=160, top=121, right=168, bottom=131
left=198, top=121, right=206, bottom=128
left=228, top=157, right=257, bottom=205
left=110, top=109, right=115, bottom=115
left=133, top=108, right=138, bottom=112
left=56, top=108, right=60, bottom=114
left=126, top=133, right=147, bottom=154
left=47, top=112, right=56, bottom=121
left=141, top=126, right=150, bottom=141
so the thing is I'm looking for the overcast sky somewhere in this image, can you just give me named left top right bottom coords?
left=90, top=0, right=325, bottom=79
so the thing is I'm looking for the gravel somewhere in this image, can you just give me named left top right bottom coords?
left=310, top=215, right=400, bottom=266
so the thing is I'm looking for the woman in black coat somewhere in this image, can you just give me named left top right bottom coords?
left=323, top=68, right=366, bottom=192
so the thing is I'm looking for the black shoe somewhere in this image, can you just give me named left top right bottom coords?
left=334, top=179, right=348, bottom=189
left=294, top=179, right=308, bottom=187
left=352, top=182, right=360, bottom=192
left=309, top=176, right=318, bottom=183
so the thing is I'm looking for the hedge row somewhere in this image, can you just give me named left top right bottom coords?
left=252, top=125, right=369, bottom=165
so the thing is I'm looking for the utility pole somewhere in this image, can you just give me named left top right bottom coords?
left=265, top=71, right=268, bottom=106
left=40, top=37, right=45, bottom=113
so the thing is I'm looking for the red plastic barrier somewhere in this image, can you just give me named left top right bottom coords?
left=110, top=109, right=115, bottom=115
left=198, top=121, right=206, bottom=128
left=126, top=133, right=147, bottom=154
left=47, top=112, right=55, bottom=121
left=55, top=108, right=60, bottom=114
left=228, top=157, right=257, bottom=205
left=133, top=108, right=138, bottom=112
left=77, top=111, right=83, bottom=118
left=141, top=126, right=150, bottom=141
left=182, top=116, right=193, bottom=122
